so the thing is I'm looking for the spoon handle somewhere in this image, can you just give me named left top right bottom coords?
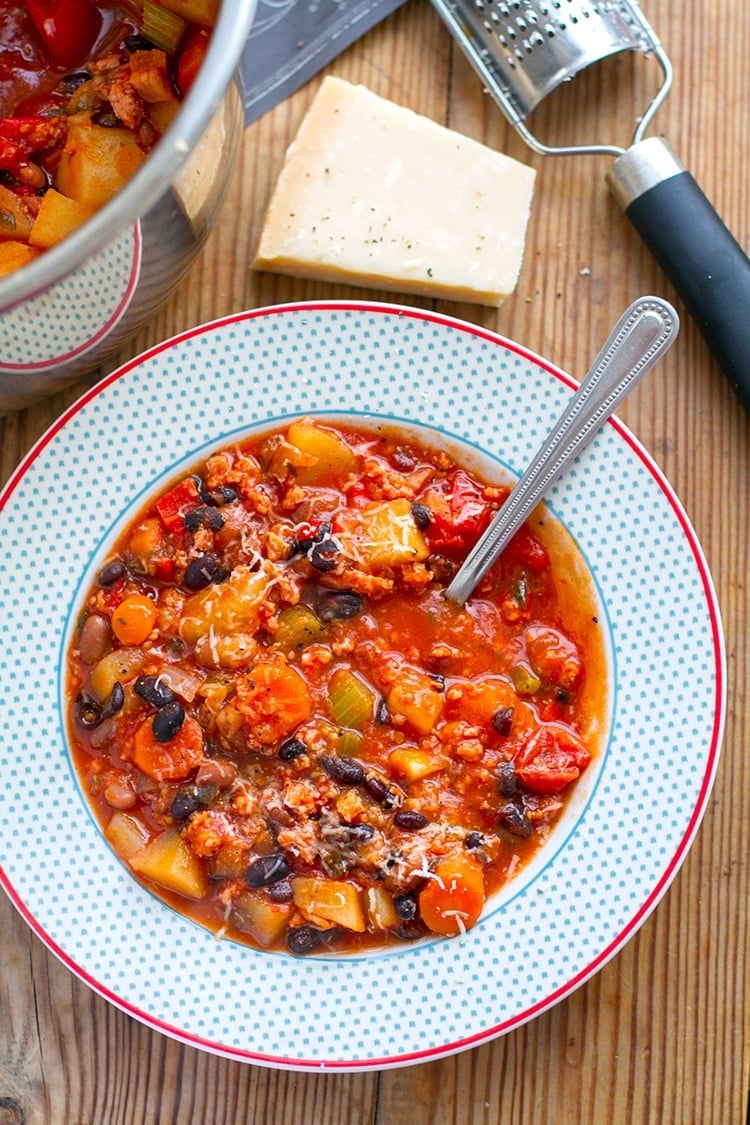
left=445, top=296, right=679, bottom=605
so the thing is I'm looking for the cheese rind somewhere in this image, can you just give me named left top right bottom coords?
left=254, top=77, right=536, bottom=307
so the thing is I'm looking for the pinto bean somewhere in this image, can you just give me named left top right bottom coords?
left=195, top=757, right=237, bottom=788
left=78, top=613, right=112, bottom=666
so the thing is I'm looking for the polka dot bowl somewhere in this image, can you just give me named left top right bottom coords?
left=0, top=302, right=725, bottom=1070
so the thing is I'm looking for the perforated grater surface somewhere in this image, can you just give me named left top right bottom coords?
left=429, top=0, right=750, bottom=410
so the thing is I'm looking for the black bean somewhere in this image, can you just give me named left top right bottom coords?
left=170, top=790, right=203, bottom=820
left=555, top=686, right=572, bottom=704
left=75, top=692, right=103, bottom=729
left=124, top=33, right=156, bottom=51
left=135, top=675, right=176, bottom=709
left=393, top=810, right=428, bottom=831
left=199, top=485, right=238, bottom=507
left=364, top=774, right=388, bottom=801
left=411, top=502, right=432, bottom=530
left=294, top=522, right=331, bottom=555
left=316, top=590, right=364, bottom=621
left=278, top=737, right=307, bottom=762
left=152, top=700, right=185, bottom=743
left=184, top=554, right=228, bottom=590
left=184, top=506, right=224, bottom=533
left=268, top=879, right=293, bottom=903
left=91, top=106, right=119, bottom=128
left=428, top=673, right=446, bottom=691
left=364, top=774, right=400, bottom=809
left=309, top=539, right=338, bottom=572
left=465, top=831, right=484, bottom=850
left=492, top=707, right=514, bottom=737
left=394, top=892, right=418, bottom=921
left=59, top=70, right=91, bottom=93
left=497, top=802, right=533, bottom=838
left=97, top=560, right=126, bottom=587
left=245, top=853, right=291, bottom=887
left=344, top=823, right=375, bottom=843
left=102, top=681, right=124, bottom=718
left=496, top=760, right=518, bottom=798
left=374, top=698, right=390, bottom=726
left=321, top=755, right=364, bottom=786
left=286, top=926, right=328, bottom=956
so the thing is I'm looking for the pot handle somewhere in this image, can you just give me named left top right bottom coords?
left=608, top=137, right=750, bottom=412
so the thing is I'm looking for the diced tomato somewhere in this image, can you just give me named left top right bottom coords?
left=24, top=0, right=102, bottom=69
left=154, top=557, right=176, bottom=582
left=420, top=470, right=493, bottom=555
left=0, top=135, right=28, bottom=177
left=176, top=27, right=210, bottom=97
left=155, top=477, right=201, bottom=532
left=514, top=725, right=591, bottom=794
left=503, top=525, right=549, bottom=574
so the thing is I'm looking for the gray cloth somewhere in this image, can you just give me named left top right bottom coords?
left=241, top=0, right=408, bottom=124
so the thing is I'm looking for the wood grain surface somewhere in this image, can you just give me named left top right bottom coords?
left=1, top=1, right=748, bottom=1121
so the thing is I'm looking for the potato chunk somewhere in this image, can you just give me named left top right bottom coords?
left=105, top=811, right=149, bottom=860
left=88, top=647, right=145, bottom=702
left=387, top=667, right=444, bottom=734
left=0, top=184, right=34, bottom=241
left=57, top=118, right=146, bottom=210
left=336, top=498, right=429, bottom=569
left=29, top=189, right=94, bottom=249
left=179, top=566, right=269, bottom=645
left=286, top=419, right=358, bottom=484
left=292, top=876, right=366, bottom=932
left=0, top=240, right=40, bottom=277
left=130, top=828, right=207, bottom=899
left=232, top=892, right=291, bottom=947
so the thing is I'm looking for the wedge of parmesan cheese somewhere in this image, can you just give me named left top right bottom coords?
left=254, top=76, right=536, bottom=307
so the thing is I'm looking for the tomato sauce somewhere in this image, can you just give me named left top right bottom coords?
left=67, top=420, right=608, bottom=955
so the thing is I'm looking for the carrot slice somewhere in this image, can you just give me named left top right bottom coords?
left=419, top=852, right=485, bottom=936
left=235, top=656, right=313, bottom=745
left=132, top=714, right=204, bottom=781
left=111, top=594, right=157, bottom=645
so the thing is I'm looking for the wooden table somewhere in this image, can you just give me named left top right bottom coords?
left=1, top=1, right=748, bottom=1120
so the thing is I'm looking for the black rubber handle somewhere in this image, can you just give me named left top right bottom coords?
left=626, top=171, right=750, bottom=412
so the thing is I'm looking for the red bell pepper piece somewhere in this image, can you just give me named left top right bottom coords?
left=24, top=0, right=102, bottom=69
left=421, top=470, right=493, bottom=555
left=0, top=117, right=67, bottom=151
left=155, top=478, right=201, bottom=533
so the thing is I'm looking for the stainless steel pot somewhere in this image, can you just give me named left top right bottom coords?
left=0, top=0, right=256, bottom=413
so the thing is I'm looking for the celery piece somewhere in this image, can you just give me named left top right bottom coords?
left=337, top=729, right=363, bottom=757
left=511, top=663, right=542, bottom=695
left=142, top=1, right=186, bottom=52
left=274, top=604, right=327, bottom=650
left=328, top=668, right=374, bottom=729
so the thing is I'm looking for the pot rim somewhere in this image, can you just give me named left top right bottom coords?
left=0, top=0, right=257, bottom=315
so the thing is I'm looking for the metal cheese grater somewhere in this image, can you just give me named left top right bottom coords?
left=429, top=0, right=750, bottom=411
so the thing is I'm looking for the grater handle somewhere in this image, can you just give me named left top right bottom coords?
left=608, top=137, right=750, bottom=412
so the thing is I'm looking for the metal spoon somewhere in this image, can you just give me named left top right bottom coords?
left=444, top=296, right=679, bottom=605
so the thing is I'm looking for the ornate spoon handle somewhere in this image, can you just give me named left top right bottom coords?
left=445, top=296, right=679, bottom=605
